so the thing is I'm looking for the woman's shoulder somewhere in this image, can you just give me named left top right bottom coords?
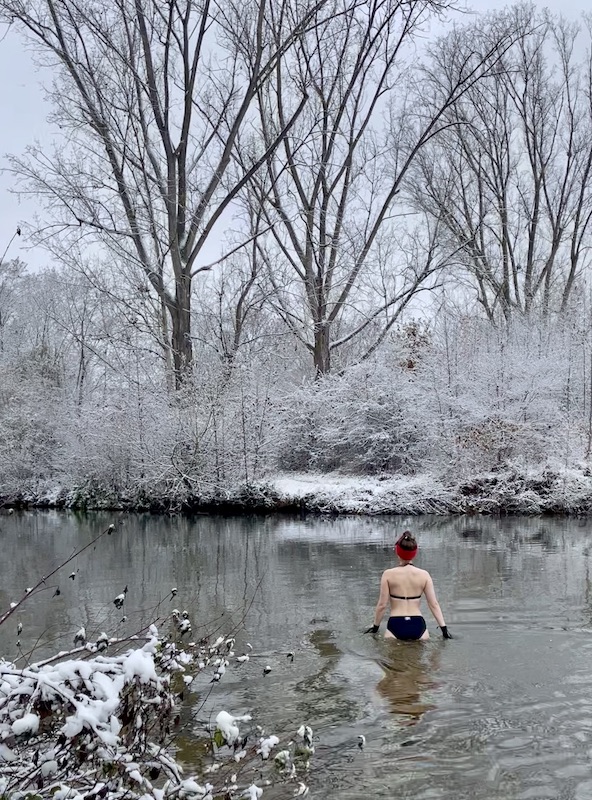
left=412, top=565, right=431, bottom=578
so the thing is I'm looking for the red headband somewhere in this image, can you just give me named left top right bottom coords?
left=395, top=542, right=417, bottom=561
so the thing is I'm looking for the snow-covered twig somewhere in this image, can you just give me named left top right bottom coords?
left=0, top=523, right=117, bottom=627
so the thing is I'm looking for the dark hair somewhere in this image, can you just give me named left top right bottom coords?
left=397, top=531, right=417, bottom=551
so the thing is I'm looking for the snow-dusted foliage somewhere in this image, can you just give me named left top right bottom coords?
left=271, top=315, right=589, bottom=480
left=2, top=307, right=592, bottom=511
left=0, top=526, right=314, bottom=799
left=412, top=315, right=578, bottom=477
left=0, top=628, right=314, bottom=799
left=0, top=631, right=179, bottom=798
left=0, top=627, right=314, bottom=800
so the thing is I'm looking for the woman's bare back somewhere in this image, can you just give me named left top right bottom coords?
left=386, top=564, right=428, bottom=599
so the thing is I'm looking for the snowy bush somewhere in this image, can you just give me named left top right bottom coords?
left=0, top=631, right=313, bottom=799
left=0, top=525, right=314, bottom=799
left=268, top=314, right=591, bottom=482
left=272, top=361, right=422, bottom=475
left=412, top=314, right=587, bottom=477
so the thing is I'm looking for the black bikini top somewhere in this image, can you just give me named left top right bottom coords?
left=390, top=593, right=422, bottom=600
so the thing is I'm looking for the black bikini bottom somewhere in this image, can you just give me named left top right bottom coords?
left=387, top=615, right=427, bottom=641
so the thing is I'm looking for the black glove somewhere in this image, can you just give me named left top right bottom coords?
left=364, top=624, right=380, bottom=634
left=440, top=625, right=453, bottom=639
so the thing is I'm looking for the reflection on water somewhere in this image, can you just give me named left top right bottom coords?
left=1, top=511, right=592, bottom=798
left=374, top=641, right=441, bottom=722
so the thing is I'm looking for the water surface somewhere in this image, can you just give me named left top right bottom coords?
left=1, top=511, right=591, bottom=799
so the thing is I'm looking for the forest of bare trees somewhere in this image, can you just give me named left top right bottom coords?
left=2, top=1, right=592, bottom=507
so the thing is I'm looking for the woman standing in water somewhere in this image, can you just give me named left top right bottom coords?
left=366, top=531, right=452, bottom=640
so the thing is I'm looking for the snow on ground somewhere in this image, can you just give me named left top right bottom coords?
left=267, top=462, right=592, bottom=515
left=272, top=473, right=454, bottom=513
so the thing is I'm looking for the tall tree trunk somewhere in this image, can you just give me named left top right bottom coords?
left=313, top=323, right=331, bottom=375
left=168, top=277, right=192, bottom=386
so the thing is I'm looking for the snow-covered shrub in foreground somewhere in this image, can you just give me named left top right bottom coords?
left=0, top=627, right=176, bottom=798
left=0, top=624, right=313, bottom=800
left=0, top=525, right=314, bottom=799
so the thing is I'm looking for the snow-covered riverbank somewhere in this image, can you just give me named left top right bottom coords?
left=270, top=465, right=592, bottom=514
left=2, top=463, right=592, bottom=515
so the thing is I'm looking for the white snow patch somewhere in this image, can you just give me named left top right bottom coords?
left=215, top=711, right=251, bottom=746
left=257, top=734, right=279, bottom=759
left=178, top=778, right=213, bottom=798
left=0, top=744, right=17, bottom=762
left=123, top=649, right=158, bottom=684
left=243, top=785, right=263, bottom=799
left=41, top=759, right=58, bottom=776
left=11, top=713, right=40, bottom=735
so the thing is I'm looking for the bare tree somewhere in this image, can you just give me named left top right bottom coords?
left=409, top=6, right=592, bottom=321
left=190, top=203, right=274, bottom=371
left=0, top=0, right=329, bottom=386
left=242, top=0, right=522, bottom=374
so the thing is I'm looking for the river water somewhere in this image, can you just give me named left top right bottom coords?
left=1, top=511, right=592, bottom=799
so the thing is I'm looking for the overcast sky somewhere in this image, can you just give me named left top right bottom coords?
left=0, top=0, right=590, bottom=273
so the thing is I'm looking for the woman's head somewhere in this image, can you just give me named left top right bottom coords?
left=395, top=531, right=417, bottom=561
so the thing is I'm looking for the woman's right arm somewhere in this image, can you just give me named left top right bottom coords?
left=423, top=572, right=446, bottom=628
